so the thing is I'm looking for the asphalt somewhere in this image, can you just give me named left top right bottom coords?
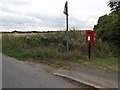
left=53, top=65, right=119, bottom=88
left=2, top=54, right=78, bottom=88
left=2, top=54, right=119, bottom=89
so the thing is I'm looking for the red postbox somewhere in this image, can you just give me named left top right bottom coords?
left=86, top=30, right=94, bottom=43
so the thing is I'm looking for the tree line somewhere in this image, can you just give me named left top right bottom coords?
left=94, top=0, right=120, bottom=54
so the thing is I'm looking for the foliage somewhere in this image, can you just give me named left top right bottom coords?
left=94, top=14, right=119, bottom=43
left=108, top=1, right=120, bottom=15
left=2, top=31, right=116, bottom=59
left=2, top=32, right=118, bottom=72
left=94, top=1, right=120, bottom=57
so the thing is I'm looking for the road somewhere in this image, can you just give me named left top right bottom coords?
left=2, top=54, right=77, bottom=88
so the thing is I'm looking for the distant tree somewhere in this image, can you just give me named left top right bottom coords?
left=94, top=0, right=120, bottom=55
left=12, top=30, right=18, bottom=33
left=108, top=0, right=120, bottom=15
left=94, top=14, right=119, bottom=43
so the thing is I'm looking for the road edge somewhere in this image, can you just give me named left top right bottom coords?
left=53, top=72, right=103, bottom=89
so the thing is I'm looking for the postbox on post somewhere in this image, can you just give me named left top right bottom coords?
left=86, top=30, right=94, bottom=43
left=86, top=30, right=94, bottom=59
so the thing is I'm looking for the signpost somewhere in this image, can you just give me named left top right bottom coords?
left=86, top=30, right=94, bottom=59
left=63, top=1, right=69, bottom=52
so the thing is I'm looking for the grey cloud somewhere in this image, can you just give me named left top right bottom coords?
left=1, top=13, right=42, bottom=30
left=0, top=1, right=30, bottom=15
left=88, top=15, right=98, bottom=19
left=25, top=12, right=65, bottom=28
left=26, top=12, right=92, bottom=29
left=0, top=1, right=93, bottom=31
left=0, top=7, right=12, bottom=13
left=41, top=16, right=65, bottom=28
left=69, top=17, right=92, bottom=29
left=2, top=14, right=40, bottom=24
left=109, top=0, right=119, bottom=2
left=1, top=11, right=93, bottom=30
left=0, top=1, right=29, bottom=5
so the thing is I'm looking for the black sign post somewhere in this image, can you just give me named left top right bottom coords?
left=88, top=43, right=91, bottom=59
left=63, top=1, right=69, bottom=52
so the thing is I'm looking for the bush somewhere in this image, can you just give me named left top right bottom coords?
left=2, top=31, right=117, bottom=62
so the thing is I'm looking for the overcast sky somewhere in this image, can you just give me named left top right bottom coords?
left=0, top=0, right=111, bottom=32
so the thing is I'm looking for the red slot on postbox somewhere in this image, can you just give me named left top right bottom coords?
left=86, top=30, right=94, bottom=43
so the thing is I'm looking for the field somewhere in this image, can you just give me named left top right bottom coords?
left=1, top=31, right=119, bottom=72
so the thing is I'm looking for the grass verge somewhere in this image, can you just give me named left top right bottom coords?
left=2, top=33, right=119, bottom=72
left=2, top=47, right=118, bottom=72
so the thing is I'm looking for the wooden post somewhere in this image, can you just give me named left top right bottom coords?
left=64, top=1, right=69, bottom=52
left=66, top=9, right=69, bottom=52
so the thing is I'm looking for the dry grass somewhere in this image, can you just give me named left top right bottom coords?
left=2, top=31, right=119, bottom=72
left=3, top=32, right=49, bottom=36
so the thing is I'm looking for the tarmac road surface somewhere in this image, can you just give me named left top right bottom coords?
left=2, top=54, right=77, bottom=88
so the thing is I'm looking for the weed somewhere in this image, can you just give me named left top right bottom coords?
left=2, top=31, right=119, bottom=72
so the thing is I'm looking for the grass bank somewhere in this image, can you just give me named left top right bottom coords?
left=2, top=31, right=119, bottom=72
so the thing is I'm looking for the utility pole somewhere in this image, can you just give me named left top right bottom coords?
left=63, top=1, right=69, bottom=52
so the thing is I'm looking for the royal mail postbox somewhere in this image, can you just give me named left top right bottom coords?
left=86, top=30, right=94, bottom=43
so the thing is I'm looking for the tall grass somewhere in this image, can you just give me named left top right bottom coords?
left=2, top=31, right=116, bottom=59
left=2, top=31, right=118, bottom=71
